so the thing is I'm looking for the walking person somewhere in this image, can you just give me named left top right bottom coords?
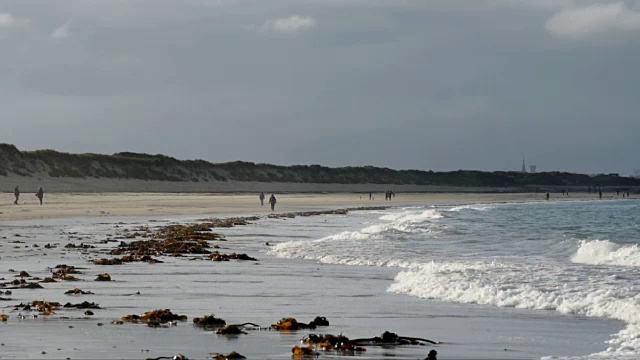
left=13, top=186, right=19, bottom=205
left=269, top=193, right=277, bottom=211
left=259, top=192, right=265, bottom=206
left=35, top=187, right=44, bottom=206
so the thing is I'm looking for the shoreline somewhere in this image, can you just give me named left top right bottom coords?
left=0, top=198, right=623, bottom=359
left=0, top=191, right=632, bottom=222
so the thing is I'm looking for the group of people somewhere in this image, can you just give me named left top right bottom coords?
left=364, top=191, right=396, bottom=201
left=12, top=185, right=44, bottom=205
left=259, top=192, right=277, bottom=211
left=546, top=188, right=633, bottom=200
left=616, top=190, right=632, bottom=198
left=385, top=190, right=395, bottom=201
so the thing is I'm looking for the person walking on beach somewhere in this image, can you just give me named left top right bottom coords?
left=269, top=193, right=277, bottom=211
left=259, top=192, right=265, bottom=206
left=369, top=192, right=372, bottom=200
left=546, top=193, right=550, bottom=200
left=425, top=350, right=437, bottom=360
left=35, top=187, right=44, bottom=206
left=13, top=186, right=19, bottom=204
left=599, top=190, right=603, bottom=199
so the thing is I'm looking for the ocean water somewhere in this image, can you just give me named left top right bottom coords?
left=270, top=200, right=640, bottom=358
left=0, top=199, right=637, bottom=359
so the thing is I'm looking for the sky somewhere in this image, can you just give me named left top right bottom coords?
left=1, top=0, right=640, bottom=174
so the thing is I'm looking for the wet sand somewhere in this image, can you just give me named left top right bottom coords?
left=0, top=191, right=615, bottom=221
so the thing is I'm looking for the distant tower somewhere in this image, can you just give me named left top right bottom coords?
left=521, top=157, right=527, bottom=173
left=529, top=165, right=537, bottom=173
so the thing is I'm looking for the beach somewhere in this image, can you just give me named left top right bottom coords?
left=0, top=192, right=636, bottom=359
left=0, top=191, right=612, bottom=221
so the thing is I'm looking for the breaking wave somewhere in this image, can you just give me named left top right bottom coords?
left=269, top=208, right=442, bottom=267
left=572, top=240, right=640, bottom=267
left=446, top=204, right=495, bottom=212
left=388, top=260, right=640, bottom=356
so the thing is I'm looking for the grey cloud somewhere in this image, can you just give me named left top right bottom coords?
left=1, top=0, right=639, bottom=174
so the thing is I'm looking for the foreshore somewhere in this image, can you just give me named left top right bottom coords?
left=0, top=192, right=627, bottom=359
left=0, top=191, right=621, bottom=221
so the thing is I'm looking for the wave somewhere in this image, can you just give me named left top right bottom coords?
left=269, top=208, right=442, bottom=266
left=446, top=204, right=496, bottom=212
left=572, top=240, right=640, bottom=267
left=269, top=232, right=425, bottom=268
left=388, top=260, right=640, bottom=356
left=378, top=208, right=442, bottom=222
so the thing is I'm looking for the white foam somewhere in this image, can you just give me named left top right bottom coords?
left=447, top=204, right=495, bottom=212
left=269, top=208, right=442, bottom=266
left=572, top=240, right=640, bottom=267
left=388, top=260, right=640, bottom=355
left=378, top=208, right=442, bottom=222
left=269, top=232, right=422, bottom=268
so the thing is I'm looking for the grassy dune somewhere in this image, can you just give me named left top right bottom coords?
left=1, top=143, right=638, bottom=188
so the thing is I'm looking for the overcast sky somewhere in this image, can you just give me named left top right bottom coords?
left=2, top=0, right=640, bottom=174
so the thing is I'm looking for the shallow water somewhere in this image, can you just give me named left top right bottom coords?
left=0, top=199, right=635, bottom=359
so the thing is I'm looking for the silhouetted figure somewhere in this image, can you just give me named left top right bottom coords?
left=562, top=189, right=565, bottom=195
left=599, top=190, right=602, bottom=199
left=369, top=192, right=372, bottom=200
left=35, top=187, right=44, bottom=206
left=259, top=192, right=265, bottom=206
left=623, top=193, right=626, bottom=198
left=617, top=190, right=620, bottom=196
left=13, top=186, right=19, bottom=205
left=425, top=350, right=437, bottom=360
left=546, top=193, right=550, bottom=200
left=269, top=194, right=276, bottom=211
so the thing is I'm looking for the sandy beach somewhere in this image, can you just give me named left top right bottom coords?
left=0, top=191, right=615, bottom=221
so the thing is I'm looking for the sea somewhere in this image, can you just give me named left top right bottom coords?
left=0, top=198, right=638, bottom=359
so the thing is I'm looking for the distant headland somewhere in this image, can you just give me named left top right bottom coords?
left=1, top=143, right=638, bottom=193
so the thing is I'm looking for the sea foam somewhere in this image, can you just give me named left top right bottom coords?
left=388, top=260, right=640, bottom=355
left=446, top=204, right=495, bottom=212
left=269, top=208, right=442, bottom=267
left=571, top=240, right=640, bottom=267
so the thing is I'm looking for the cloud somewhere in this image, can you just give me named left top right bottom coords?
left=51, top=22, right=71, bottom=39
left=546, top=2, right=640, bottom=38
left=0, top=13, right=29, bottom=28
left=495, top=0, right=573, bottom=10
left=262, top=15, right=317, bottom=33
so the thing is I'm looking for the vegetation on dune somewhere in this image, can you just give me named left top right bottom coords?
left=1, top=144, right=638, bottom=187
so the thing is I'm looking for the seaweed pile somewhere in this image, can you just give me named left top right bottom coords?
left=121, top=309, right=188, bottom=325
